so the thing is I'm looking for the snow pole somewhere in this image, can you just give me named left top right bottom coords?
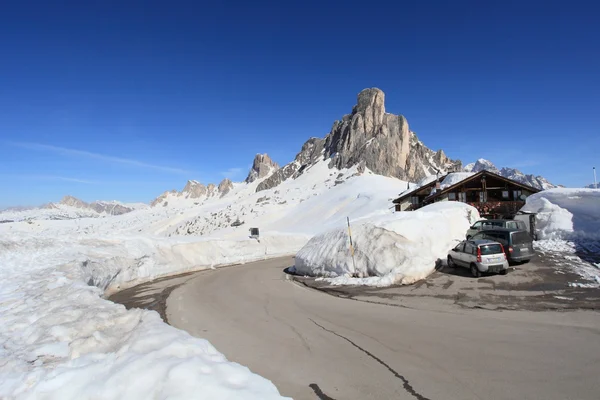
left=347, top=217, right=357, bottom=276
left=594, top=167, right=597, bottom=189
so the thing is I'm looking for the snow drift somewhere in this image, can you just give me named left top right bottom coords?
left=0, top=234, right=289, bottom=399
left=294, top=202, right=480, bottom=286
left=521, top=189, right=600, bottom=240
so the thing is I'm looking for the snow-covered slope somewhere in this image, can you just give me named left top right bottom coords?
left=464, top=158, right=556, bottom=190
left=0, top=156, right=410, bottom=398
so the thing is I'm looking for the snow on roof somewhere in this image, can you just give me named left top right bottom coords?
left=439, top=172, right=476, bottom=190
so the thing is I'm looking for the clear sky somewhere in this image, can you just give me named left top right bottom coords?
left=1, top=0, right=598, bottom=208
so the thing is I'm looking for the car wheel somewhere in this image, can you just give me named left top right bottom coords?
left=447, top=256, right=456, bottom=268
left=499, top=269, right=508, bottom=275
left=470, top=264, right=481, bottom=278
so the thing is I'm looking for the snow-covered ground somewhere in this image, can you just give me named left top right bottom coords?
left=521, top=188, right=600, bottom=286
left=0, top=160, right=409, bottom=398
left=294, top=202, right=479, bottom=286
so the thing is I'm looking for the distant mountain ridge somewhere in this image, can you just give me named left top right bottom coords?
left=150, top=178, right=234, bottom=207
left=45, top=195, right=148, bottom=215
left=464, top=159, right=556, bottom=190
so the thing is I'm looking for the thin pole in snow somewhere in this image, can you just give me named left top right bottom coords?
left=347, top=217, right=357, bottom=276
left=594, top=167, right=597, bottom=189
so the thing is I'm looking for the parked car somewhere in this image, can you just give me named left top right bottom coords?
left=470, top=228, right=535, bottom=264
left=447, top=239, right=509, bottom=277
left=466, top=219, right=527, bottom=239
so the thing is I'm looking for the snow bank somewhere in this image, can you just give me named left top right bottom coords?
left=86, top=234, right=310, bottom=294
left=520, top=189, right=600, bottom=240
left=0, top=235, right=289, bottom=399
left=294, top=202, right=479, bottom=286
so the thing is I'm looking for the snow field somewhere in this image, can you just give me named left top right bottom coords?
left=0, top=234, right=289, bottom=399
left=0, top=162, right=410, bottom=398
left=294, top=202, right=480, bottom=286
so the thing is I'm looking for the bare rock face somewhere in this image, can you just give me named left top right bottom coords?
left=256, top=137, right=325, bottom=192
left=245, top=154, right=279, bottom=183
left=182, top=180, right=207, bottom=199
left=218, top=178, right=234, bottom=196
left=151, top=178, right=236, bottom=206
left=324, top=88, right=460, bottom=181
left=59, top=195, right=88, bottom=209
left=254, top=88, right=461, bottom=192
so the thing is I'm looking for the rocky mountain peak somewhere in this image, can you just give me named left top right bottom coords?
left=254, top=88, right=461, bottom=192
left=151, top=177, right=237, bottom=207
left=182, top=180, right=207, bottom=199
left=59, top=195, right=88, bottom=208
left=463, top=159, right=556, bottom=190
left=245, top=154, right=279, bottom=183
left=218, top=178, right=234, bottom=196
left=464, top=158, right=500, bottom=174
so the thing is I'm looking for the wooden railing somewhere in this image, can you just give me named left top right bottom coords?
left=467, top=201, right=525, bottom=215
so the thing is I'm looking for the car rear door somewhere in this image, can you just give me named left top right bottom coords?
left=463, top=242, right=476, bottom=265
left=452, top=242, right=467, bottom=266
left=510, top=231, right=534, bottom=258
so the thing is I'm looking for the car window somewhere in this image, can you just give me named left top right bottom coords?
left=480, top=244, right=503, bottom=255
left=506, top=222, right=517, bottom=229
left=472, top=221, right=482, bottom=228
left=511, top=231, right=532, bottom=245
left=454, top=243, right=465, bottom=252
left=464, top=242, right=476, bottom=255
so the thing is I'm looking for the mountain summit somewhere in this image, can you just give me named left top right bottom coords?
left=245, top=154, right=279, bottom=183
left=464, top=158, right=556, bottom=190
left=254, top=88, right=461, bottom=192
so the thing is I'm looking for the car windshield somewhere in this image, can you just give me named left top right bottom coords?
left=511, top=231, right=531, bottom=245
left=480, top=244, right=503, bottom=255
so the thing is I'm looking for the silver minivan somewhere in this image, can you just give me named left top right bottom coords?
left=448, top=239, right=509, bottom=277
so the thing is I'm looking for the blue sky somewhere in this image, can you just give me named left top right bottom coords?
left=1, top=0, right=598, bottom=207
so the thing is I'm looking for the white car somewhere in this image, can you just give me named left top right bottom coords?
left=447, top=239, right=509, bottom=277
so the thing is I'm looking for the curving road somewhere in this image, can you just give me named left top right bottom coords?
left=123, top=256, right=600, bottom=400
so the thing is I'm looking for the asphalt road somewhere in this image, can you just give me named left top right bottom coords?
left=155, top=256, right=600, bottom=400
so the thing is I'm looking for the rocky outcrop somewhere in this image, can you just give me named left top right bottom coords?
left=59, top=195, right=88, bottom=209
left=182, top=180, right=207, bottom=199
left=150, top=190, right=177, bottom=207
left=464, top=158, right=556, bottom=190
left=252, top=88, right=461, bottom=192
left=324, top=88, right=461, bottom=180
left=245, top=154, right=279, bottom=183
left=151, top=178, right=235, bottom=206
left=218, top=178, right=234, bottom=196
left=256, top=138, right=325, bottom=192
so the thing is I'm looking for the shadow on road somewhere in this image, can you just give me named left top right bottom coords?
left=283, top=266, right=298, bottom=275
